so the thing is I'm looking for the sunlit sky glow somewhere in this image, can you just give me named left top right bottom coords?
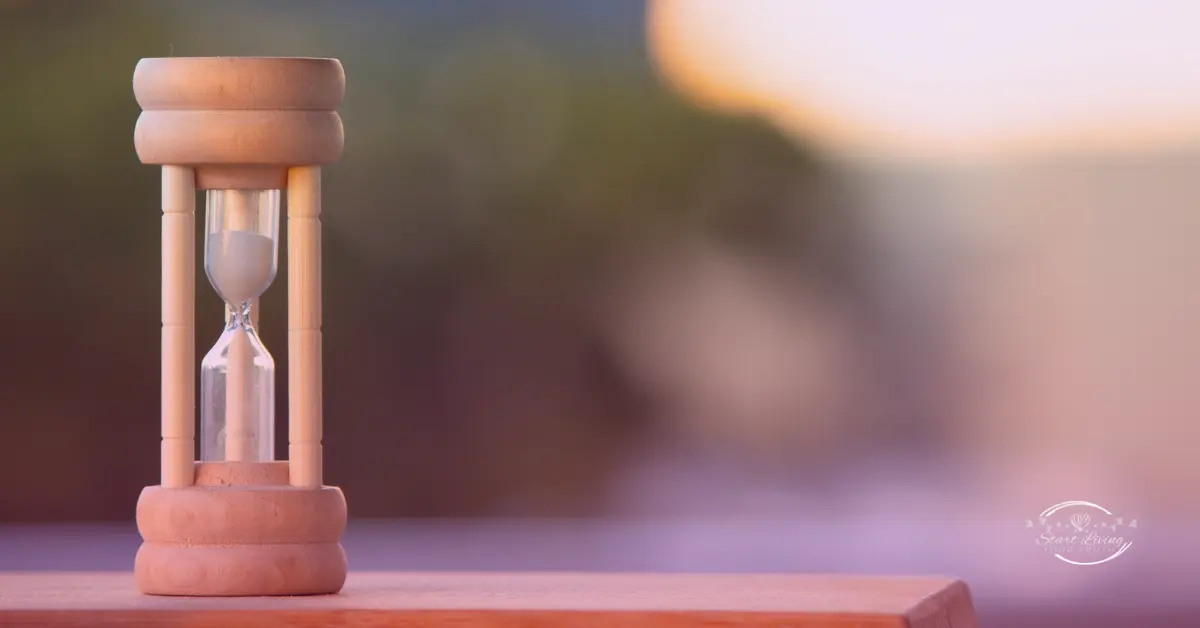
left=649, top=0, right=1200, bottom=163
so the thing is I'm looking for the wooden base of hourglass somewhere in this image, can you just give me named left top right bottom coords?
left=134, top=462, right=347, bottom=596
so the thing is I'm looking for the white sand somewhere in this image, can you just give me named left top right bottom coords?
left=206, top=230, right=275, bottom=305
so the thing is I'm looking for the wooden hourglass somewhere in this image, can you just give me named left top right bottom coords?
left=131, top=57, right=346, bottom=596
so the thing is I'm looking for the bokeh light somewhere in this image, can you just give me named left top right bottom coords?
left=650, top=0, right=1200, bottom=162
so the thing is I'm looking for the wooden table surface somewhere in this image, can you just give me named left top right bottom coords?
left=0, top=571, right=975, bottom=627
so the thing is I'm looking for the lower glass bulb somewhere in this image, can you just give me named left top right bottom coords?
left=200, top=313, right=275, bottom=462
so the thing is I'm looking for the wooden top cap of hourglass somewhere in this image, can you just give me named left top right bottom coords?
left=134, top=57, right=344, bottom=188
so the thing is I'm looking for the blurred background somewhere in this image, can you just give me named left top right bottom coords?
left=3, top=0, right=1200, bottom=625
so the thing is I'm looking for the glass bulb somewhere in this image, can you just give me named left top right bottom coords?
left=200, top=189, right=281, bottom=462
left=204, top=190, right=280, bottom=305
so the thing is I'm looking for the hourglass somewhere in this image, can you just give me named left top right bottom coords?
left=131, top=57, right=346, bottom=596
left=201, top=189, right=279, bottom=464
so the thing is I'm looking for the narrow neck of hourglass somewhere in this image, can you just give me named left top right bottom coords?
left=225, top=302, right=254, bottom=330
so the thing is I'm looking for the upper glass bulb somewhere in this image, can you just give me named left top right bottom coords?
left=204, top=190, right=281, bottom=306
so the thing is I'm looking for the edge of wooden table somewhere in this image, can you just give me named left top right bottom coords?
left=0, top=571, right=978, bottom=627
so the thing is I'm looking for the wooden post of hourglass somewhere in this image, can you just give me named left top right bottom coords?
left=224, top=191, right=257, bottom=462
left=288, top=166, right=323, bottom=488
left=223, top=295, right=259, bottom=461
left=132, top=57, right=347, bottom=597
left=161, top=165, right=195, bottom=489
